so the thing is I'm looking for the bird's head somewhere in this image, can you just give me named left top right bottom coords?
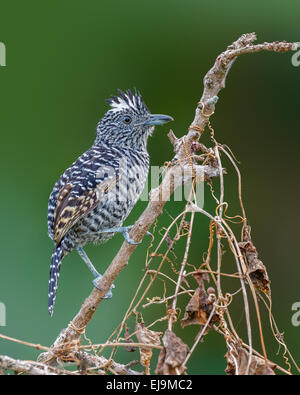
left=95, top=89, right=173, bottom=149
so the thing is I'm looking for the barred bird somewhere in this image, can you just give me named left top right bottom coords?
left=47, top=89, right=173, bottom=315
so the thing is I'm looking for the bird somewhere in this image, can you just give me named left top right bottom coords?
left=47, top=89, right=173, bottom=316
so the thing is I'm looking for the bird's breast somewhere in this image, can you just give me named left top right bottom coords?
left=72, top=156, right=149, bottom=245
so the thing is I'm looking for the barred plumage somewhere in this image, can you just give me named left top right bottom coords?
left=47, top=89, right=173, bottom=315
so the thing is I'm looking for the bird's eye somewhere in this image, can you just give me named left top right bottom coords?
left=123, top=116, right=132, bottom=124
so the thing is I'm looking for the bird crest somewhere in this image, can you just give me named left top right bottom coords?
left=106, top=89, right=149, bottom=114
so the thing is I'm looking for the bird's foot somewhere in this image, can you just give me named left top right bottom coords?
left=100, top=225, right=154, bottom=245
left=76, top=247, right=115, bottom=298
left=92, top=274, right=115, bottom=299
left=119, top=225, right=139, bottom=244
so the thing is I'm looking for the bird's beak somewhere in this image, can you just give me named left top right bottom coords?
left=143, top=114, right=174, bottom=126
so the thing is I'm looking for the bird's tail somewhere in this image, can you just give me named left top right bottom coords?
left=48, top=245, right=65, bottom=316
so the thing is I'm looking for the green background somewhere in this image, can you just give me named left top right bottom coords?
left=0, top=0, right=299, bottom=374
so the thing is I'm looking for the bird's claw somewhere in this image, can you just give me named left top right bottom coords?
left=92, top=275, right=115, bottom=299
left=121, top=226, right=140, bottom=245
left=116, top=225, right=154, bottom=245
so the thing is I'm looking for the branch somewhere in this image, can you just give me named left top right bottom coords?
left=0, top=352, right=141, bottom=375
left=71, top=351, right=141, bottom=375
left=0, top=355, right=77, bottom=375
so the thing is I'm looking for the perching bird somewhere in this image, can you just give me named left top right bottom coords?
left=47, top=89, right=173, bottom=315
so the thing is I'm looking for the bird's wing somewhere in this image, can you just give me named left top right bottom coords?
left=53, top=174, right=118, bottom=247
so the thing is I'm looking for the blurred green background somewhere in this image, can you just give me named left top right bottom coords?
left=0, top=0, right=299, bottom=374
